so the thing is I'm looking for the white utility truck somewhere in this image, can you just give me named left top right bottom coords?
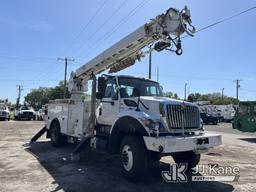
left=30, top=6, right=222, bottom=180
left=0, top=103, right=10, bottom=121
left=15, top=105, right=36, bottom=120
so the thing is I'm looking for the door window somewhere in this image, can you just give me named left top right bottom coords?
left=104, top=79, right=117, bottom=98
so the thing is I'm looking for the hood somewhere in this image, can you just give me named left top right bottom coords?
left=19, top=109, right=34, bottom=113
left=139, top=96, right=198, bottom=107
left=133, top=96, right=197, bottom=118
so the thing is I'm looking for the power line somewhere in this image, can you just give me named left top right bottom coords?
left=0, top=63, right=62, bottom=75
left=77, top=0, right=150, bottom=61
left=0, top=79, right=59, bottom=82
left=0, top=53, right=56, bottom=62
left=0, top=55, right=56, bottom=63
left=182, top=6, right=256, bottom=39
left=240, top=88, right=256, bottom=93
left=60, top=0, right=110, bottom=56
left=72, top=0, right=128, bottom=58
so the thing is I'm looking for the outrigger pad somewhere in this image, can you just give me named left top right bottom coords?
left=70, top=136, right=91, bottom=162
left=29, top=126, right=47, bottom=144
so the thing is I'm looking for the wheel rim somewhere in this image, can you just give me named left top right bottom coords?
left=121, top=145, right=133, bottom=171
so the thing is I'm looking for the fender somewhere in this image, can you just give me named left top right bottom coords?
left=108, top=110, right=154, bottom=154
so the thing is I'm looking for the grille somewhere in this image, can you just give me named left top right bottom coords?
left=23, top=112, right=33, bottom=116
left=0, top=111, right=6, bottom=116
left=166, top=104, right=200, bottom=129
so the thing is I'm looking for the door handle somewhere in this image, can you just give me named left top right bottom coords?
left=102, top=101, right=114, bottom=106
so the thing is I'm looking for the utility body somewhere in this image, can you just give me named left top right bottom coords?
left=31, top=6, right=222, bottom=180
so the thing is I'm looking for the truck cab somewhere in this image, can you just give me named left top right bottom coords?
left=96, top=75, right=201, bottom=134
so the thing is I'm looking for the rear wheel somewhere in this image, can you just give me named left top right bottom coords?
left=119, top=135, right=148, bottom=181
left=50, top=122, right=67, bottom=147
left=172, top=151, right=200, bottom=169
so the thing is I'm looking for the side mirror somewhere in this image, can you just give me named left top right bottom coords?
left=98, top=77, right=106, bottom=94
left=96, top=92, right=103, bottom=100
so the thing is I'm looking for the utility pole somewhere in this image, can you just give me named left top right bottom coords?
left=221, top=88, right=224, bottom=102
left=16, top=85, right=23, bottom=109
left=235, top=79, right=241, bottom=104
left=184, top=83, right=188, bottom=101
left=58, top=57, right=74, bottom=98
left=156, top=67, right=159, bottom=82
left=148, top=45, right=152, bottom=79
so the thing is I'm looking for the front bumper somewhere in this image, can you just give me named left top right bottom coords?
left=143, top=133, right=222, bottom=153
left=18, top=113, right=34, bottom=119
left=0, top=113, right=9, bottom=119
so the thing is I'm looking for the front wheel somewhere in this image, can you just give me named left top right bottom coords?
left=119, top=135, right=148, bottom=181
left=172, top=151, right=200, bottom=169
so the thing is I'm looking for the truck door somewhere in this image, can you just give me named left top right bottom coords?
left=98, top=78, right=119, bottom=125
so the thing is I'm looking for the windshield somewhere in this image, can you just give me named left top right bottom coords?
left=118, top=77, right=163, bottom=98
left=20, top=106, right=32, bottom=110
left=0, top=104, right=6, bottom=110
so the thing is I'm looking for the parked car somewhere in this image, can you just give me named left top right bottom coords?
left=35, top=109, right=44, bottom=121
left=200, top=112, right=218, bottom=125
left=14, top=105, right=36, bottom=120
left=0, top=103, right=10, bottom=121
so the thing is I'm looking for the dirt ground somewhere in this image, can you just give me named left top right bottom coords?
left=0, top=121, right=256, bottom=192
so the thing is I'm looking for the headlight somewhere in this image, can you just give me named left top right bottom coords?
left=140, top=118, right=156, bottom=129
left=140, top=118, right=166, bottom=132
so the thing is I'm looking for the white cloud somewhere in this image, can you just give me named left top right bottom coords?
left=26, top=20, right=53, bottom=32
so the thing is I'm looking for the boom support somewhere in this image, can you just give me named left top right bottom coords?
left=69, top=6, right=195, bottom=93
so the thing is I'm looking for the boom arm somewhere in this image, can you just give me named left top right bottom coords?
left=69, top=6, right=195, bottom=92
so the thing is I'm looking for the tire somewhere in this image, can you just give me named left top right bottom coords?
left=50, top=121, right=67, bottom=147
left=119, top=135, right=148, bottom=181
left=172, top=151, right=200, bottom=169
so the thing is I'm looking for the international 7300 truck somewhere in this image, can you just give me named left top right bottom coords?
left=30, top=6, right=222, bottom=180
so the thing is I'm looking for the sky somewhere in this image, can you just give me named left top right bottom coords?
left=0, top=0, right=255, bottom=103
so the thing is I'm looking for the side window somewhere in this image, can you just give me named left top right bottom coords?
left=254, top=106, right=256, bottom=113
left=104, top=79, right=117, bottom=98
left=146, top=86, right=158, bottom=96
left=120, top=85, right=133, bottom=98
